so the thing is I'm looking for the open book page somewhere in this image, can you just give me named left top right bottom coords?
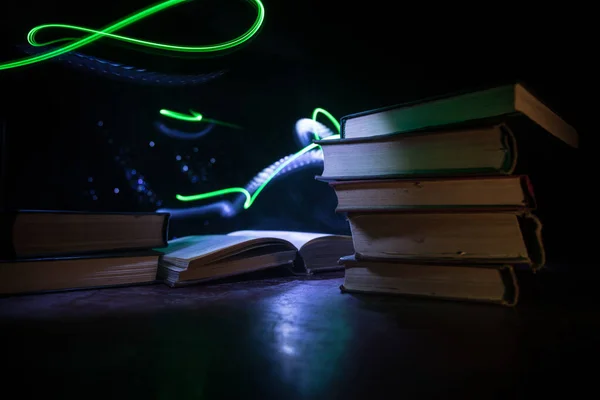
left=227, top=230, right=333, bottom=251
left=154, top=235, right=273, bottom=261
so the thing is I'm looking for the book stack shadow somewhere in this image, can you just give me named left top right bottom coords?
left=317, top=84, right=580, bottom=306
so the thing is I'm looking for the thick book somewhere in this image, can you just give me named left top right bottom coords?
left=339, top=255, right=519, bottom=306
left=155, top=230, right=353, bottom=286
left=0, top=210, right=169, bottom=259
left=0, top=252, right=159, bottom=295
left=347, top=211, right=545, bottom=269
left=340, top=83, right=578, bottom=148
left=316, top=124, right=516, bottom=180
left=324, top=175, right=535, bottom=212
left=319, top=118, right=579, bottom=264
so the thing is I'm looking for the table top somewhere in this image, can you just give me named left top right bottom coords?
left=0, top=270, right=597, bottom=399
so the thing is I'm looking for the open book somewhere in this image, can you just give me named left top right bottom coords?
left=155, top=230, right=353, bottom=287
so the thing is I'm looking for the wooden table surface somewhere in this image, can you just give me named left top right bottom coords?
left=0, top=270, right=597, bottom=399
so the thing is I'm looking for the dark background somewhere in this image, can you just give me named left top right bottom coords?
left=0, top=0, right=595, bottom=254
left=1, top=4, right=598, bottom=395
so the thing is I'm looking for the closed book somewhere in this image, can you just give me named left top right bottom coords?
left=0, top=251, right=159, bottom=295
left=324, top=175, right=535, bottom=212
left=340, top=82, right=578, bottom=148
left=340, top=255, right=519, bottom=306
left=316, top=124, right=517, bottom=180
left=317, top=118, right=579, bottom=264
left=347, top=211, right=545, bottom=270
left=0, top=210, right=169, bottom=259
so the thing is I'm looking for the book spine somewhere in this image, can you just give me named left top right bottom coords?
left=518, top=213, right=545, bottom=271
left=500, top=265, right=519, bottom=306
left=339, top=116, right=348, bottom=139
left=499, top=123, right=518, bottom=174
left=520, top=175, right=537, bottom=210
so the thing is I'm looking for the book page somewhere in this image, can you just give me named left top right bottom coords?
left=228, top=230, right=332, bottom=250
left=155, top=235, right=265, bottom=261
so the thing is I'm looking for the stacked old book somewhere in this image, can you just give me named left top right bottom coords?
left=0, top=211, right=355, bottom=294
left=0, top=211, right=169, bottom=294
left=317, top=83, right=579, bottom=306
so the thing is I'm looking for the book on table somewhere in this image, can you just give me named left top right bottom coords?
left=317, top=83, right=580, bottom=306
left=0, top=210, right=169, bottom=259
left=155, top=230, right=354, bottom=287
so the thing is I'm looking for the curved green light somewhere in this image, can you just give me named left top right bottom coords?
left=175, top=108, right=341, bottom=209
left=160, top=108, right=243, bottom=129
left=0, top=0, right=265, bottom=71
left=177, top=188, right=251, bottom=209
left=160, top=109, right=203, bottom=122
left=311, top=108, right=340, bottom=137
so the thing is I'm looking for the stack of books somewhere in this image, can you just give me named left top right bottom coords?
left=317, top=83, right=579, bottom=306
left=0, top=210, right=354, bottom=294
left=0, top=211, right=169, bottom=294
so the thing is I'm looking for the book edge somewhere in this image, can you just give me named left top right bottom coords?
left=339, top=83, right=517, bottom=126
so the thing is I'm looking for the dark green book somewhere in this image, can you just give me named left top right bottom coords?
left=340, top=83, right=578, bottom=148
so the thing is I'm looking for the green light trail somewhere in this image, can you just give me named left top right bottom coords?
left=0, top=0, right=265, bottom=71
left=175, top=108, right=340, bottom=209
left=160, top=109, right=243, bottom=129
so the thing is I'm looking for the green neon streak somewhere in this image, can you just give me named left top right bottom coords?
left=160, top=109, right=243, bottom=129
left=160, top=109, right=203, bottom=122
left=311, top=107, right=341, bottom=139
left=175, top=108, right=341, bottom=209
left=0, top=0, right=265, bottom=71
left=177, top=188, right=251, bottom=208
left=248, top=142, right=319, bottom=206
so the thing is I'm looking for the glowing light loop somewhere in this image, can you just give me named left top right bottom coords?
left=0, top=0, right=265, bottom=71
left=160, top=109, right=203, bottom=122
left=311, top=108, right=340, bottom=136
left=169, top=108, right=340, bottom=215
